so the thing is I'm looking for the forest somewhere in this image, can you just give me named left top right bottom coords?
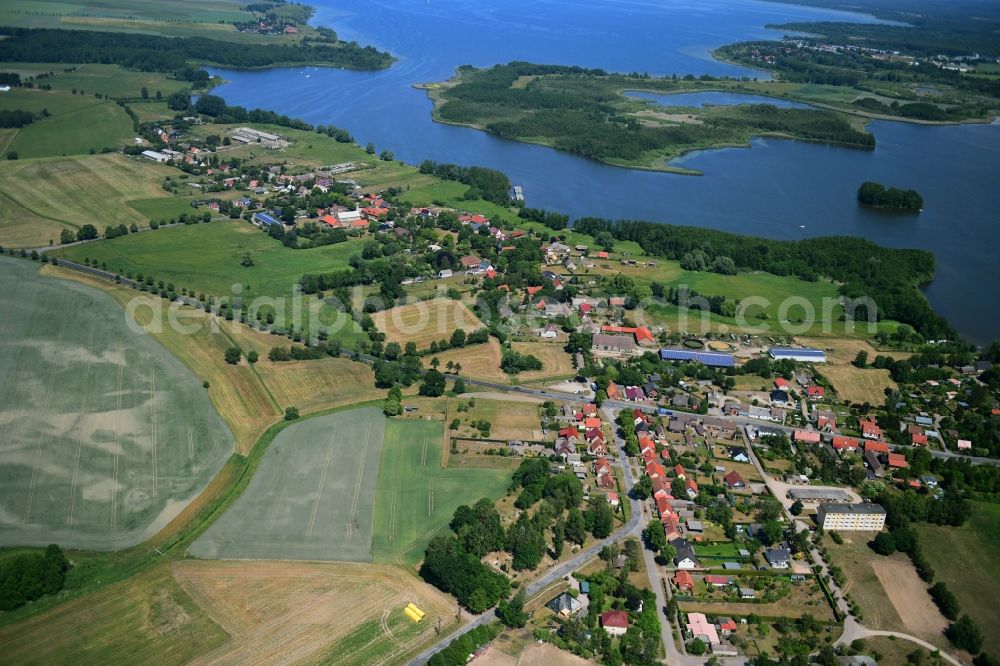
left=571, top=216, right=954, bottom=339
left=434, top=62, right=874, bottom=169
left=857, top=181, right=923, bottom=212
left=0, top=27, right=394, bottom=73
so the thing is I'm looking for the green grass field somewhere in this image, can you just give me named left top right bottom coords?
left=4, top=63, right=189, bottom=99
left=0, top=88, right=134, bottom=158
left=919, top=502, right=1000, bottom=656
left=0, top=255, right=234, bottom=550
left=191, top=406, right=387, bottom=561
left=0, top=564, right=228, bottom=666
left=0, top=153, right=177, bottom=247
left=54, top=218, right=365, bottom=300
left=372, top=417, right=513, bottom=567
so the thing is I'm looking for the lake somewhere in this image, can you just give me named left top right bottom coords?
left=209, top=0, right=1000, bottom=343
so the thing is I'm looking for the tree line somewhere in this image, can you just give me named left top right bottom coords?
left=0, top=27, right=394, bottom=72
left=417, top=160, right=512, bottom=205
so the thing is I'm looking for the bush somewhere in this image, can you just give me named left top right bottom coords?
left=223, top=346, right=241, bottom=365
left=284, top=406, right=300, bottom=421
left=929, top=582, right=960, bottom=620
left=945, top=615, right=983, bottom=653
left=830, top=530, right=844, bottom=545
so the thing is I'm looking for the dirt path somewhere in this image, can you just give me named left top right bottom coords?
left=871, top=557, right=947, bottom=636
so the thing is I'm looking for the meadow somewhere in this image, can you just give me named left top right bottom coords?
left=510, top=341, right=577, bottom=383
left=799, top=337, right=911, bottom=405
left=0, top=153, right=177, bottom=247
left=372, top=416, right=513, bottom=567
left=54, top=218, right=365, bottom=300
left=0, top=87, right=133, bottom=158
left=3, top=63, right=189, bottom=99
left=0, top=256, right=234, bottom=550
left=919, top=501, right=1000, bottom=656
left=190, top=407, right=387, bottom=562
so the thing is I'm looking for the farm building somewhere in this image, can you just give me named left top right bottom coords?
left=592, top=334, right=638, bottom=355
left=769, top=347, right=826, bottom=363
left=659, top=348, right=735, bottom=368
left=253, top=212, right=282, bottom=227
left=141, top=149, right=169, bottom=163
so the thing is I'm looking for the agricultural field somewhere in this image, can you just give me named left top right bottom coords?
left=54, top=218, right=365, bottom=301
left=434, top=338, right=507, bottom=382
left=0, top=87, right=133, bottom=158
left=798, top=338, right=910, bottom=405
left=0, top=0, right=308, bottom=42
left=0, top=256, right=233, bottom=550
left=172, top=560, right=456, bottom=666
left=372, top=416, right=513, bottom=567
left=4, top=63, right=189, bottom=99
left=372, top=299, right=484, bottom=351
left=919, top=501, right=1000, bottom=656
left=44, top=264, right=383, bottom=453
left=447, top=397, right=543, bottom=442
left=0, top=153, right=178, bottom=247
left=43, top=265, right=283, bottom=454
left=510, top=341, right=577, bottom=382
left=0, top=564, right=228, bottom=665
left=191, top=407, right=386, bottom=562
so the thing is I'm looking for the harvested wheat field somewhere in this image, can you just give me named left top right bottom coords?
left=871, top=555, right=948, bottom=638
left=819, top=364, right=896, bottom=406
left=172, top=560, right=457, bottom=666
left=372, top=299, right=483, bottom=350
left=253, top=357, right=382, bottom=415
left=435, top=338, right=507, bottom=382
left=0, top=565, right=227, bottom=666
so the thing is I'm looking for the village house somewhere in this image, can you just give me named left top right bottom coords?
left=601, top=610, right=629, bottom=637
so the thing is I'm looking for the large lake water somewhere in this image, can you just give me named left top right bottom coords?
left=209, top=0, right=1000, bottom=343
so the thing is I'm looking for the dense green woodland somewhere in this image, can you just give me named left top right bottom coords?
left=436, top=63, right=873, bottom=166
left=0, top=27, right=394, bottom=72
left=857, top=182, right=923, bottom=212
left=571, top=217, right=952, bottom=338
left=0, top=545, right=69, bottom=611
